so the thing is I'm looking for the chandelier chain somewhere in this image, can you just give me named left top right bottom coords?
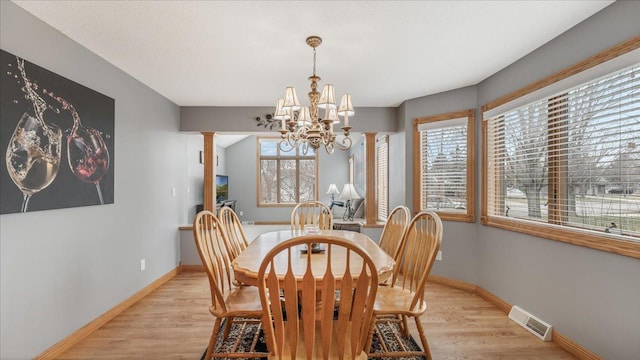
left=313, top=46, right=317, bottom=77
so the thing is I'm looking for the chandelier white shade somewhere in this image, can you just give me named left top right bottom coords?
left=275, top=36, right=355, bottom=154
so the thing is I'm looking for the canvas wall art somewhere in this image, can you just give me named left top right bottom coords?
left=0, top=49, right=115, bottom=214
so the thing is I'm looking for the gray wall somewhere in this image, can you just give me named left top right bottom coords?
left=0, top=2, right=184, bottom=358
left=400, top=86, right=481, bottom=285
left=184, top=134, right=203, bottom=223
left=475, top=2, right=640, bottom=359
left=217, top=144, right=228, bottom=177
left=181, top=106, right=397, bottom=133
left=182, top=133, right=227, bottom=225
left=225, top=135, right=350, bottom=223
left=390, top=105, right=407, bottom=211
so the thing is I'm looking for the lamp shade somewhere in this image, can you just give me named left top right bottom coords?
left=326, top=183, right=340, bottom=195
left=324, top=107, right=339, bottom=124
left=282, top=86, right=301, bottom=111
left=273, top=98, right=290, bottom=120
left=318, top=84, right=337, bottom=109
left=339, top=183, right=360, bottom=200
left=297, top=106, right=311, bottom=126
left=337, top=94, right=354, bottom=116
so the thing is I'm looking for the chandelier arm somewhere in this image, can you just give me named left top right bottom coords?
left=281, top=130, right=300, bottom=152
left=336, top=136, right=352, bottom=150
left=294, top=125, right=309, bottom=137
left=324, top=141, right=335, bottom=155
left=301, top=141, right=310, bottom=155
left=279, top=137, right=295, bottom=153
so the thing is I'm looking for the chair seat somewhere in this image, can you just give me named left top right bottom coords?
left=210, top=286, right=263, bottom=317
left=372, top=286, right=427, bottom=316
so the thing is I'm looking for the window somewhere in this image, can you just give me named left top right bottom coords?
left=413, top=110, right=475, bottom=222
left=258, top=138, right=318, bottom=206
left=483, top=47, right=640, bottom=257
left=377, top=136, right=389, bottom=221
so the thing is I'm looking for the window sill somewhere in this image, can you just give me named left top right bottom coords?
left=422, top=211, right=475, bottom=223
left=482, top=216, right=640, bottom=259
left=258, top=203, right=297, bottom=208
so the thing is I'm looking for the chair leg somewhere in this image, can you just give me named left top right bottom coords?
left=262, top=313, right=275, bottom=356
left=222, top=316, right=233, bottom=340
left=401, top=315, right=409, bottom=337
left=365, top=314, right=378, bottom=355
left=205, top=318, right=223, bottom=360
left=414, top=316, right=432, bottom=360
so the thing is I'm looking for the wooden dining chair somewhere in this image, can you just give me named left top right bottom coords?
left=257, top=235, right=378, bottom=359
left=193, top=210, right=267, bottom=359
left=218, top=206, right=248, bottom=261
left=378, top=205, right=411, bottom=260
left=365, top=211, right=443, bottom=359
left=290, top=200, right=333, bottom=231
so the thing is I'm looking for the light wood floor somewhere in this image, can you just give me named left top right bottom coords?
left=57, top=272, right=575, bottom=359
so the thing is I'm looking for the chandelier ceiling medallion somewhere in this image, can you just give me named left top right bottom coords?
left=274, top=35, right=354, bottom=155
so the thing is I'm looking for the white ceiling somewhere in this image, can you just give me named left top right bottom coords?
left=12, top=0, right=613, bottom=108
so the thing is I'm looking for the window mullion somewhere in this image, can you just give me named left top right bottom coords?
left=295, top=158, right=300, bottom=203
left=276, top=158, right=281, bottom=203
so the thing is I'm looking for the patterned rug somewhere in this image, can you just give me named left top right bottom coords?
left=200, top=317, right=426, bottom=360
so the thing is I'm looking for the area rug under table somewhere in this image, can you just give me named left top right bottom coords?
left=200, top=318, right=426, bottom=360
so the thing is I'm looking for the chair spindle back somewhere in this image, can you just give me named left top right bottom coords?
left=391, top=211, right=443, bottom=311
left=218, top=207, right=249, bottom=261
left=257, top=235, right=378, bottom=359
left=378, top=205, right=411, bottom=260
left=291, top=201, right=333, bottom=231
left=193, top=210, right=234, bottom=314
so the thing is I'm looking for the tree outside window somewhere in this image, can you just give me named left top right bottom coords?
left=485, top=63, right=640, bottom=242
left=413, top=109, right=475, bottom=222
left=258, top=138, right=317, bottom=206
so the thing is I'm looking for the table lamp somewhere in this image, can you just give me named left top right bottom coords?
left=339, top=183, right=361, bottom=221
left=326, top=183, right=340, bottom=201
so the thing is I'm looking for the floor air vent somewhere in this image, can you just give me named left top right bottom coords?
left=508, top=305, right=552, bottom=341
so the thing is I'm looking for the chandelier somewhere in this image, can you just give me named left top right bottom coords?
left=274, top=36, right=354, bottom=155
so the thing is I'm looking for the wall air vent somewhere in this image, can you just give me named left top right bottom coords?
left=508, top=305, right=552, bottom=341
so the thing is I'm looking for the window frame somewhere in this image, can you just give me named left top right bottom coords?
left=481, top=36, right=640, bottom=259
left=256, top=137, right=319, bottom=207
left=413, top=109, right=476, bottom=222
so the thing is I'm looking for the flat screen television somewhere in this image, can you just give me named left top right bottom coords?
left=216, top=175, right=229, bottom=203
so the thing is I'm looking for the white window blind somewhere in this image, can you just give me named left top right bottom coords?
left=376, top=136, right=389, bottom=221
left=485, top=63, right=640, bottom=239
left=418, top=117, right=468, bottom=213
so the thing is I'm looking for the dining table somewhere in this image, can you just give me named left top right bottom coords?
left=232, top=229, right=395, bottom=286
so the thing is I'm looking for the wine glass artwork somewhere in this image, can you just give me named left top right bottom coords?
left=44, top=89, right=110, bottom=205
left=66, top=125, right=110, bottom=204
left=5, top=113, right=62, bottom=212
left=1, top=50, right=114, bottom=214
